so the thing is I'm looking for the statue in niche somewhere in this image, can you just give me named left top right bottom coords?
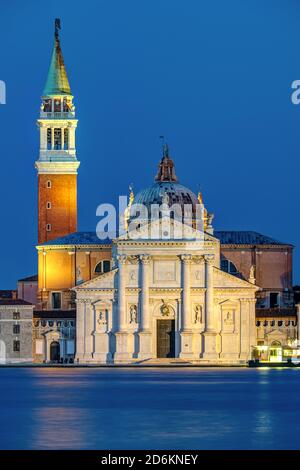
left=194, top=305, right=202, bottom=323
left=160, top=301, right=170, bottom=316
left=76, top=267, right=83, bottom=285
left=129, top=270, right=136, bottom=281
left=224, top=311, right=234, bottom=324
left=130, top=305, right=138, bottom=323
left=195, top=270, right=200, bottom=280
left=98, top=311, right=107, bottom=325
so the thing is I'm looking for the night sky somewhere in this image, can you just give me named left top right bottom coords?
left=0, top=0, right=299, bottom=288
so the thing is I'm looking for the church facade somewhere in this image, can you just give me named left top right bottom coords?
left=74, top=218, right=258, bottom=364
left=1, top=20, right=297, bottom=365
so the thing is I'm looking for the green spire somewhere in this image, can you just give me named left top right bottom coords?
left=43, top=19, right=71, bottom=96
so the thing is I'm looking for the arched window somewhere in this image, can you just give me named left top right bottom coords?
left=220, top=258, right=238, bottom=275
left=94, top=260, right=111, bottom=274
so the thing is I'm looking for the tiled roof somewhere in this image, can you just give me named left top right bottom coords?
left=0, top=299, right=33, bottom=306
left=18, top=274, right=38, bottom=283
left=39, top=232, right=112, bottom=247
left=215, top=231, right=292, bottom=246
left=33, top=310, right=76, bottom=319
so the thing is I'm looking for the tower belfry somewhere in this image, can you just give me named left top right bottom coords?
left=35, top=19, right=79, bottom=244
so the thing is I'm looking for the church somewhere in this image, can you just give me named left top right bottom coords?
left=1, top=20, right=297, bottom=365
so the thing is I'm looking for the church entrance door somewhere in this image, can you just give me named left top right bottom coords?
left=50, top=341, right=60, bottom=362
left=157, top=320, right=175, bottom=358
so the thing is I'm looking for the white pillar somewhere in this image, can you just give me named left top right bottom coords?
left=140, top=254, right=151, bottom=331
left=202, top=254, right=218, bottom=361
left=181, top=254, right=192, bottom=330
left=117, top=254, right=127, bottom=331
left=138, top=254, right=152, bottom=359
left=114, top=255, right=130, bottom=362
left=179, top=254, right=194, bottom=359
left=205, top=254, right=215, bottom=332
left=51, top=127, right=54, bottom=150
left=75, top=299, right=85, bottom=362
left=61, top=127, right=65, bottom=149
left=84, top=301, right=93, bottom=361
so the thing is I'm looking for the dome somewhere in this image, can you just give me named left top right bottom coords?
left=133, top=181, right=199, bottom=214
left=129, top=144, right=201, bottom=224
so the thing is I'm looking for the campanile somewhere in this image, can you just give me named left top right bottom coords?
left=35, top=19, right=79, bottom=244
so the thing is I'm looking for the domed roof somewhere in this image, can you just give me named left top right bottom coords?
left=133, top=181, right=199, bottom=211
left=130, top=144, right=200, bottom=223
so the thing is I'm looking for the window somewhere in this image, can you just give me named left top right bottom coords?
left=47, top=128, right=52, bottom=150
left=54, top=98, right=61, bottom=112
left=52, top=292, right=62, bottom=310
left=46, top=180, right=52, bottom=189
left=64, top=128, right=69, bottom=150
left=48, top=321, right=53, bottom=327
left=263, top=321, right=268, bottom=327
left=43, top=99, right=52, bottom=112
left=256, top=321, right=261, bottom=327
left=46, top=201, right=51, bottom=209
left=13, top=312, right=20, bottom=320
left=54, top=128, right=62, bottom=149
left=278, top=321, right=283, bottom=327
left=41, top=320, right=46, bottom=327
left=13, top=324, right=20, bottom=334
left=13, top=340, right=20, bottom=352
left=270, top=293, right=279, bottom=308
left=271, top=320, right=275, bottom=327
left=95, top=260, right=111, bottom=274
left=46, top=224, right=51, bottom=232
left=220, top=259, right=238, bottom=275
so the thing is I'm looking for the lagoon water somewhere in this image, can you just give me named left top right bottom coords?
left=0, top=367, right=300, bottom=449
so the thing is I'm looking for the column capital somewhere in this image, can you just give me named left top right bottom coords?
left=204, top=254, right=215, bottom=265
left=117, top=254, right=127, bottom=265
left=140, top=254, right=151, bottom=264
left=180, top=254, right=192, bottom=264
left=192, top=255, right=204, bottom=264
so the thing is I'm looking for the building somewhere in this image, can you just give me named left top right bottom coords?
left=73, top=150, right=260, bottom=364
left=1, top=19, right=297, bottom=365
left=33, top=310, right=75, bottom=363
left=0, top=300, right=34, bottom=363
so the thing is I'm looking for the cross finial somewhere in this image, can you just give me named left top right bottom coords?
left=55, top=18, right=61, bottom=39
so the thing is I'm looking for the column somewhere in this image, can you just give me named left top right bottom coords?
left=51, top=127, right=54, bottom=150
left=202, top=254, right=218, bottom=361
left=179, top=254, right=194, bottom=359
left=205, top=254, right=215, bottom=331
left=138, top=255, right=152, bottom=359
left=114, top=255, right=130, bottom=362
left=181, top=254, right=192, bottom=330
left=84, top=301, right=93, bottom=361
left=75, top=299, right=85, bottom=362
left=61, top=127, right=65, bottom=149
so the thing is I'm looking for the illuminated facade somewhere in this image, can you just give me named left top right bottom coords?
left=35, top=20, right=79, bottom=245
left=9, top=19, right=299, bottom=365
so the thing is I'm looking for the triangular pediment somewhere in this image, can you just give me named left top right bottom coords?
left=213, top=267, right=259, bottom=290
left=117, top=217, right=219, bottom=244
left=73, top=268, right=117, bottom=291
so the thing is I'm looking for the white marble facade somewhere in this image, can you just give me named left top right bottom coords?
left=74, top=219, right=258, bottom=364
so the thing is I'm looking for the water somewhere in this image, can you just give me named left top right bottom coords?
left=0, top=367, right=299, bottom=450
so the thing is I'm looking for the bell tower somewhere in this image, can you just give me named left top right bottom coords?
left=36, top=19, right=79, bottom=244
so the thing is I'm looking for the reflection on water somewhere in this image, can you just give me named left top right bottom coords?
left=0, top=367, right=300, bottom=449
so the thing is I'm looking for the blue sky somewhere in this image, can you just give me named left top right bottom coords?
left=0, top=0, right=299, bottom=287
